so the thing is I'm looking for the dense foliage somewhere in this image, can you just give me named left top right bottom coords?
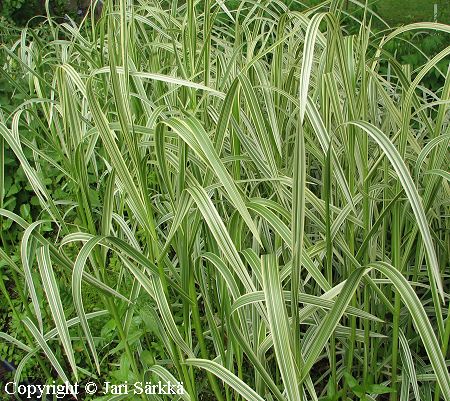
left=0, top=0, right=449, bottom=400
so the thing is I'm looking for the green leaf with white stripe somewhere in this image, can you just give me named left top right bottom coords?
left=261, top=253, right=301, bottom=401
left=371, top=262, right=450, bottom=400
left=37, top=245, right=78, bottom=380
left=185, top=359, right=265, bottom=401
left=350, top=121, right=443, bottom=299
left=22, top=317, right=72, bottom=384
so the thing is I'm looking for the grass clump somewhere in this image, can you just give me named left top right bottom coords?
left=0, top=1, right=449, bottom=400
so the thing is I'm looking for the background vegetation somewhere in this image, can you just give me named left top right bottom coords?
left=2, top=0, right=450, bottom=25
left=0, top=0, right=449, bottom=400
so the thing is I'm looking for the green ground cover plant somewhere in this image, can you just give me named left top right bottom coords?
left=0, top=0, right=449, bottom=400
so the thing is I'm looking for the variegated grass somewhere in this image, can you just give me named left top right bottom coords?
left=0, top=1, right=449, bottom=400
